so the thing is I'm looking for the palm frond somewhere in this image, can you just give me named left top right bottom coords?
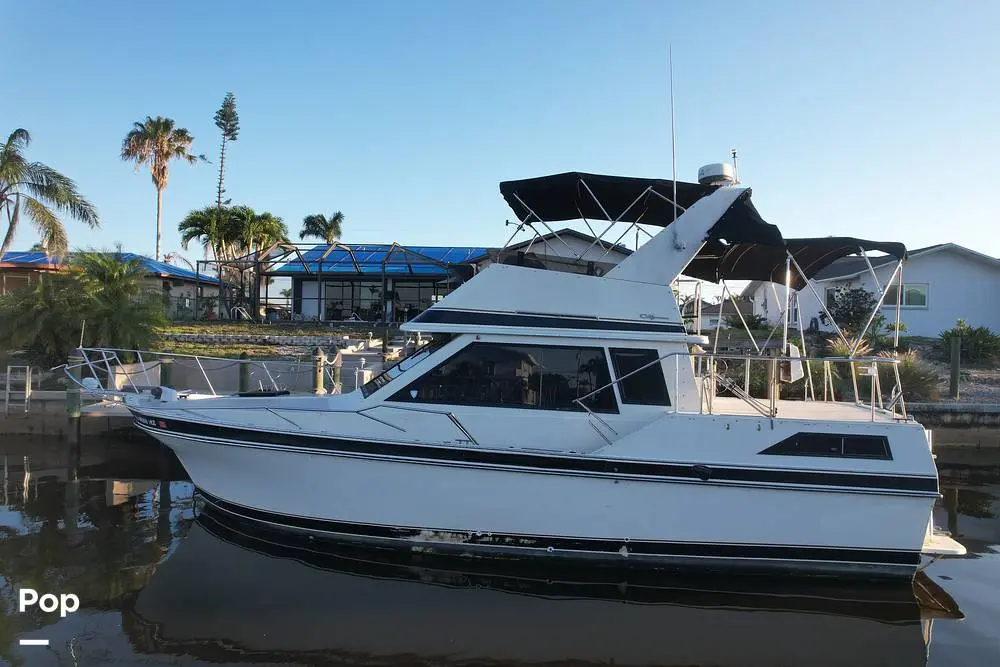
left=19, top=162, right=99, bottom=227
left=23, top=197, right=69, bottom=257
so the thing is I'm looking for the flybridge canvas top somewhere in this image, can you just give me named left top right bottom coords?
left=685, top=237, right=909, bottom=289
left=499, top=172, right=715, bottom=225
left=498, top=171, right=908, bottom=286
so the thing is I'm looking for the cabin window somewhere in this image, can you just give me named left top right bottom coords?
left=608, top=348, right=670, bottom=406
left=389, top=342, right=617, bottom=413
left=758, top=433, right=892, bottom=460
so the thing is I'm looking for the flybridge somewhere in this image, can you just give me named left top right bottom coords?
left=495, top=169, right=907, bottom=288
left=489, top=168, right=912, bottom=354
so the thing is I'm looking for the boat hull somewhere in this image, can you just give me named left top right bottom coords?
left=137, top=420, right=937, bottom=580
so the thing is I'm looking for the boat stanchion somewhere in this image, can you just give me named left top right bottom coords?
left=66, top=349, right=83, bottom=446
left=313, top=347, right=327, bottom=395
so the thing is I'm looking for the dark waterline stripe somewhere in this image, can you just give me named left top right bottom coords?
left=410, top=308, right=688, bottom=333
left=134, top=414, right=938, bottom=494
left=198, top=490, right=921, bottom=567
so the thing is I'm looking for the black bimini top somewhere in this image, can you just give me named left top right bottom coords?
left=499, top=172, right=716, bottom=225
left=498, top=171, right=907, bottom=288
left=684, top=237, right=908, bottom=289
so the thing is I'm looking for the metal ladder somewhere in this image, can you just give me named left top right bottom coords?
left=4, top=366, right=33, bottom=415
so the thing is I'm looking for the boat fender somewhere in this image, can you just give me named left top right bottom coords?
left=692, top=464, right=712, bottom=481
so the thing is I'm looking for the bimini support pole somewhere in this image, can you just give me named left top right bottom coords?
left=781, top=256, right=791, bottom=354
left=795, top=292, right=816, bottom=400
left=850, top=261, right=903, bottom=356
left=717, top=280, right=762, bottom=355
left=894, top=263, right=904, bottom=350
left=788, top=253, right=851, bottom=349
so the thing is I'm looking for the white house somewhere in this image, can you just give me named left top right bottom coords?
left=741, top=243, right=1000, bottom=338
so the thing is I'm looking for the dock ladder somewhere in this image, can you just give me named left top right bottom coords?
left=3, top=366, right=33, bottom=415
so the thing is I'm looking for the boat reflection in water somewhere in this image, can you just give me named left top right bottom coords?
left=121, top=503, right=965, bottom=667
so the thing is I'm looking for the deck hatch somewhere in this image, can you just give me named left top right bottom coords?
left=758, top=433, right=892, bottom=460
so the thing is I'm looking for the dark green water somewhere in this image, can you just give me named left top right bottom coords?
left=1, top=432, right=998, bottom=666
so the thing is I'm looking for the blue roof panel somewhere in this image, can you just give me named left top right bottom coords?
left=0, top=251, right=220, bottom=284
left=272, top=243, right=490, bottom=276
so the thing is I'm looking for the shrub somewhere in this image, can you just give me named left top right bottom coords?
left=0, top=248, right=167, bottom=365
left=724, top=312, right=769, bottom=330
left=938, top=319, right=1000, bottom=364
left=861, top=350, right=941, bottom=402
left=714, top=358, right=771, bottom=399
left=820, top=287, right=904, bottom=349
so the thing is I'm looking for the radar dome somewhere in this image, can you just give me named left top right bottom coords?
left=697, top=163, right=736, bottom=186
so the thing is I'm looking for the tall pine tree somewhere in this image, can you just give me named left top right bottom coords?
left=214, top=92, right=240, bottom=215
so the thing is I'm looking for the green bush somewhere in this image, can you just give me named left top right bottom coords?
left=724, top=312, right=769, bottom=330
left=0, top=249, right=167, bottom=365
left=714, top=359, right=770, bottom=399
left=938, top=319, right=1000, bottom=364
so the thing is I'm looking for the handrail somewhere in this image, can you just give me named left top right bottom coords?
left=59, top=349, right=482, bottom=447
left=573, top=349, right=908, bottom=441
left=56, top=347, right=296, bottom=397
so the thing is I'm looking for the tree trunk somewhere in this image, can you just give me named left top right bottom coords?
left=155, top=187, right=163, bottom=261
left=216, top=137, right=228, bottom=211
left=0, top=195, right=21, bottom=261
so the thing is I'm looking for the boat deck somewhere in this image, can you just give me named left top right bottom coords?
left=707, top=396, right=902, bottom=423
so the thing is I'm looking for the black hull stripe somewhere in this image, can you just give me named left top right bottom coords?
left=135, top=414, right=939, bottom=494
left=198, top=490, right=921, bottom=568
left=410, top=308, right=687, bottom=333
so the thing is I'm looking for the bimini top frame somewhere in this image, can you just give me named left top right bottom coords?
left=496, top=171, right=784, bottom=269
left=494, top=170, right=911, bottom=381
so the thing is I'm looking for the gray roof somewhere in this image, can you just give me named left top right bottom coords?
left=810, top=243, right=952, bottom=281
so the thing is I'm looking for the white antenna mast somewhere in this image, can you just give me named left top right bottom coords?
left=731, top=148, right=740, bottom=183
left=669, top=44, right=684, bottom=251
left=669, top=44, right=677, bottom=223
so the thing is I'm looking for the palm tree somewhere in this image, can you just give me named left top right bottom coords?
left=178, top=205, right=229, bottom=262
left=214, top=93, right=240, bottom=215
left=121, top=116, right=204, bottom=261
left=179, top=205, right=288, bottom=261
left=299, top=211, right=345, bottom=245
left=0, top=128, right=99, bottom=260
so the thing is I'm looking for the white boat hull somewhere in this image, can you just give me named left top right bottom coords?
left=138, top=418, right=937, bottom=579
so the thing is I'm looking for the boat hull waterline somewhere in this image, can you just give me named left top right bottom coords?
left=135, top=418, right=939, bottom=579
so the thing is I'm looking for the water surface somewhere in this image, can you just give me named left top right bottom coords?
left=1, top=431, right=998, bottom=666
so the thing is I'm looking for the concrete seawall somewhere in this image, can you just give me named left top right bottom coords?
left=908, top=403, right=1000, bottom=428
left=1, top=391, right=134, bottom=437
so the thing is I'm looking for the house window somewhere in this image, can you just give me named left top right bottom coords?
left=608, top=348, right=670, bottom=406
left=825, top=287, right=838, bottom=308
left=884, top=283, right=928, bottom=308
left=389, top=342, right=618, bottom=413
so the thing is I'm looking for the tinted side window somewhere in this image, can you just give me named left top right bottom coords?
left=538, top=346, right=616, bottom=413
left=389, top=343, right=617, bottom=413
left=609, top=348, right=670, bottom=405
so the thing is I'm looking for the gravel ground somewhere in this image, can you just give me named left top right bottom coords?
left=905, top=339, right=1000, bottom=403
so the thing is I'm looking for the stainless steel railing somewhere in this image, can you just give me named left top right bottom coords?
left=573, top=349, right=908, bottom=437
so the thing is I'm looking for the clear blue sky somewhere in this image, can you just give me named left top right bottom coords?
left=5, top=0, right=999, bottom=262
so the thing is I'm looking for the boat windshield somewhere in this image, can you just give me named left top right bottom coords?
left=360, top=333, right=453, bottom=398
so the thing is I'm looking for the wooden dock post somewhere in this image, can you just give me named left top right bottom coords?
left=949, top=337, right=961, bottom=400
left=160, top=358, right=174, bottom=388
left=313, top=347, right=327, bottom=395
left=238, top=352, right=250, bottom=393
